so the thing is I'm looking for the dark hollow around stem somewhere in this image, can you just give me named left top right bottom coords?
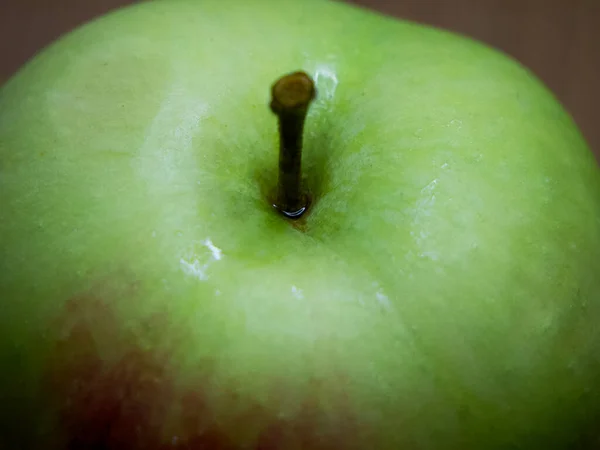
left=270, top=71, right=316, bottom=219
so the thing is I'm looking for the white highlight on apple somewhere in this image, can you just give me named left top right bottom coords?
left=419, top=251, right=439, bottom=261
left=291, top=285, right=304, bottom=300
left=313, top=64, right=339, bottom=102
left=376, top=290, right=391, bottom=310
left=372, top=282, right=392, bottom=311
left=136, top=82, right=208, bottom=238
left=138, top=84, right=207, bottom=185
left=180, top=237, right=223, bottom=282
left=406, top=178, right=441, bottom=261
left=204, top=238, right=222, bottom=260
left=179, top=257, right=209, bottom=281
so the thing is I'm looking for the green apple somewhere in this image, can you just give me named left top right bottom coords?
left=1, top=0, right=600, bottom=448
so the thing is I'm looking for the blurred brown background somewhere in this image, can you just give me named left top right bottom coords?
left=1, top=0, right=598, bottom=157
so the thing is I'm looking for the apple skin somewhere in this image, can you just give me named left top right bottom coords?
left=1, top=0, right=600, bottom=448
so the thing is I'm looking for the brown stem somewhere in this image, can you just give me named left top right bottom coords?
left=270, top=71, right=316, bottom=219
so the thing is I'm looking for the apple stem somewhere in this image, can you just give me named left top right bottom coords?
left=270, top=71, right=316, bottom=219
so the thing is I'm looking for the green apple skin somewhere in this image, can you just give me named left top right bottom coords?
left=1, top=0, right=600, bottom=448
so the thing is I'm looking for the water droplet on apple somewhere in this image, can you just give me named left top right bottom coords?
left=279, top=205, right=307, bottom=219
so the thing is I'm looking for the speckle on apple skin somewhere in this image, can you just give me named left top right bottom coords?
left=38, top=289, right=366, bottom=450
